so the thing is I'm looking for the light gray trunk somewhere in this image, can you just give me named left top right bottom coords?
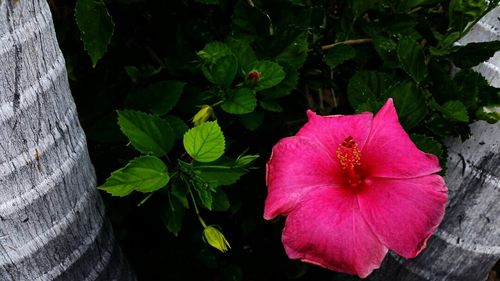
left=458, top=6, right=500, bottom=88
left=0, top=0, right=135, bottom=280
left=345, top=6, right=500, bottom=281
left=367, top=121, right=499, bottom=281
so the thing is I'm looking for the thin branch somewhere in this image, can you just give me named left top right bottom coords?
left=188, top=187, right=207, bottom=228
left=408, top=6, right=423, bottom=15
left=319, top=38, right=373, bottom=51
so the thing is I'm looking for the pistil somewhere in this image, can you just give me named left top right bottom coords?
left=336, top=136, right=362, bottom=187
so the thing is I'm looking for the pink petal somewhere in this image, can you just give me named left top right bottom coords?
left=358, top=175, right=447, bottom=258
left=282, top=187, right=388, bottom=278
left=361, top=99, right=441, bottom=178
left=296, top=110, right=373, bottom=159
left=264, top=136, right=344, bottom=220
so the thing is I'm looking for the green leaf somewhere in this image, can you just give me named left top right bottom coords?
left=195, top=165, right=247, bottom=189
left=441, top=100, right=469, bottom=122
left=239, top=110, right=265, bottom=131
left=202, top=55, right=238, bottom=86
left=163, top=115, right=189, bottom=139
left=259, top=100, right=284, bottom=112
left=225, top=38, right=257, bottom=70
left=98, top=156, right=169, bottom=196
left=355, top=100, right=384, bottom=114
left=352, top=0, right=379, bottom=18
left=212, top=190, right=230, bottom=211
left=260, top=66, right=299, bottom=99
left=397, top=37, right=427, bottom=83
left=245, top=61, right=286, bottom=91
left=231, top=0, right=271, bottom=42
left=178, top=161, right=215, bottom=209
left=427, top=61, right=459, bottom=103
left=382, top=81, right=428, bottom=129
left=449, top=0, right=487, bottom=31
left=410, top=134, right=443, bottom=157
left=454, top=69, right=499, bottom=108
left=126, top=80, right=185, bottom=115
left=197, top=42, right=233, bottom=63
left=450, top=41, right=500, bottom=68
left=426, top=116, right=458, bottom=137
left=124, top=65, right=161, bottom=83
left=324, top=44, right=356, bottom=68
left=171, top=181, right=189, bottom=208
left=347, top=71, right=396, bottom=110
left=183, top=121, right=225, bottom=162
left=235, top=154, right=259, bottom=168
left=431, top=32, right=462, bottom=56
left=161, top=192, right=186, bottom=236
left=368, top=33, right=400, bottom=69
left=75, top=0, right=114, bottom=67
left=276, top=32, right=308, bottom=70
left=476, top=107, right=500, bottom=123
left=221, top=88, right=257, bottom=114
left=194, top=182, right=214, bottom=210
left=117, top=110, right=175, bottom=156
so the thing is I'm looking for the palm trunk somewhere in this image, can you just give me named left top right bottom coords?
left=458, top=6, right=500, bottom=88
left=367, top=120, right=500, bottom=281
left=340, top=6, right=500, bottom=281
left=0, top=0, right=135, bottom=280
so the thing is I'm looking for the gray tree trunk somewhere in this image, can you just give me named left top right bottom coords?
left=339, top=6, right=500, bottom=281
left=457, top=6, right=500, bottom=88
left=367, top=121, right=499, bottom=281
left=0, top=0, right=136, bottom=280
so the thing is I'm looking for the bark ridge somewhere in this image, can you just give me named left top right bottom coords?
left=0, top=1, right=135, bottom=280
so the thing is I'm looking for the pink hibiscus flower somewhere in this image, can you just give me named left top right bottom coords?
left=264, top=98, right=448, bottom=278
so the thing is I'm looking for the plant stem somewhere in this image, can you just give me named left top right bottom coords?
left=145, top=46, right=165, bottom=67
left=194, top=165, right=232, bottom=170
left=137, top=192, right=154, bottom=207
left=188, top=187, right=207, bottom=228
left=320, top=38, right=373, bottom=51
left=408, top=6, right=423, bottom=15
left=211, top=100, right=223, bottom=107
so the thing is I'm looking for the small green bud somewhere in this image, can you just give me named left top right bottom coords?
left=197, top=50, right=211, bottom=61
left=235, top=154, right=259, bottom=168
left=203, top=225, right=231, bottom=253
left=192, top=105, right=214, bottom=126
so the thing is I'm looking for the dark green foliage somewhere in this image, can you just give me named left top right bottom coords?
left=53, top=0, right=499, bottom=279
left=450, top=41, right=500, bottom=68
left=324, top=44, right=356, bottom=69
left=397, top=37, right=428, bottom=83
left=75, top=0, right=114, bottom=66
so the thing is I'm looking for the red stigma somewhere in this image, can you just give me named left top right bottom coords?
left=336, top=136, right=362, bottom=188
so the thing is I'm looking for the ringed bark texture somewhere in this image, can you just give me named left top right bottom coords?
left=458, top=6, right=500, bottom=87
left=0, top=0, right=135, bottom=280
left=366, top=121, right=499, bottom=281
left=362, top=6, right=500, bottom=281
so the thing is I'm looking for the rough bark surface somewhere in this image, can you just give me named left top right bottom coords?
left=0, top=0, right=135, bottom=280
left=458, top=6, right=500, bottom=87
left=360, top=6, right=500, bottom=281
left=367, top=121, right=500, bottom=281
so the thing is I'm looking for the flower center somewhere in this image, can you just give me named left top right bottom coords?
left=336, top=136, right=362, bottom=187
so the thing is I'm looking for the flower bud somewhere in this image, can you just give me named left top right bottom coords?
left=235, top=154, right=259, bottom=168
left=203, top=225, right=231, bottom=253
left=246, top=70, right=261, bottom=83
left=192, top=105, right=213, bottom=126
